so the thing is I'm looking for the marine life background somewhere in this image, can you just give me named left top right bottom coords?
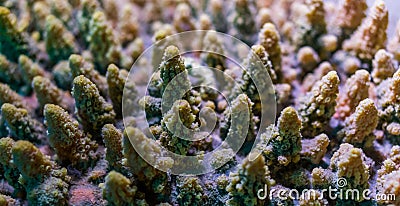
left=0, top=0, right=399, bottom=205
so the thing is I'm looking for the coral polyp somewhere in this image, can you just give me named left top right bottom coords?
left=0, top=0, right=399, bottom=205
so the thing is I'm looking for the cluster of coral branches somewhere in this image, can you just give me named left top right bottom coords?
left=0, top=0, right=399, bottom=205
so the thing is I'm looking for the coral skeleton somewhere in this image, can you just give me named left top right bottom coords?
left=0, top=0, right=399, bottom=205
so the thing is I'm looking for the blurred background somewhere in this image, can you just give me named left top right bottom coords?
left=367, top=0, right=398, bottom=37
left=325, top=0, right=398, bottom=37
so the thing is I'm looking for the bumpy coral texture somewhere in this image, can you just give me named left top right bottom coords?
left=101, top=124, right=124, bottom=172
left=0, top=7, right=30, bottom=61
left=372, top=49, right=396, bottom=84
left=302, top=61, right=333, bottom=92
left=376, top=146, right=400, bottom=205
left=335, top=0, right=367, bottom=38
left=238, top=45, right=274, bottom=109
left=343, top=0, right=388, bottom=61
left=12, top=140, right=70, bottom=205
left=377, top=69, right=400, bottom=144
left=33, top=76, right=69, bottom=111
left=0, top=83, right=25, bottom=108
left=300, top=133, right=329, bottom=164
left=257, top=107, right=302, bottom=167
left=160, top=99, right=196, bottom=155
left=72, top=75, right=115, bottom=135
left=335, top=69, right=370, bottom=121
left=44, top=104, right=98, bottom=169
left=251, top=45, right=276, bottom=83
left=159, top=46, right=191, bottom=103
left=69, top=54, right=108, bottom=97
left=151, top=28, right=174, bottom=70
left=27, top=176, right=69, bottom=206
left=297, top=71, right=339, bottom=137
left=140, top=95, right=162, bottom=125
left=1, top=103, right=45, bottom=143
left=221, top=94, right=255, bottom=145
left=0, top=0, right=399, bottom=205
left=106, top=64, right=136, bottom=118
left=258, top=23, right=282, bottom=77
left=45, top=15, right=76, bottom=64
left=291, top=0, right=327, bottom=51
left=0, top=137, right=24, bottom=197
left=201, top=31, right=226, bottom=73
left=88, top=11, right=121, bottom=74
left=226, top=153, right=271, bottom=206
left=123, top=127, right=172, bottom=200
left=158, top=45, right=203, bottom=117
left=101, top=171, right=147, bottom=206
left=232, top=45, right=275, bottom=117
left=174, top=176, right=207, bottom=206
left=330, top=143, right=370, bottom=199
left=338, top=98, right=378, bottom=148
left=311, top=167, right=335, bottom=189
left=77, top=0, right=99, bottom=45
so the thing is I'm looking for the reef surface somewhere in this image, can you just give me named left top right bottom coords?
left=0, top=0, right=399, bottom=205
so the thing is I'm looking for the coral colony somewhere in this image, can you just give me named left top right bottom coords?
left=0, top=0, right=400, bottom=205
